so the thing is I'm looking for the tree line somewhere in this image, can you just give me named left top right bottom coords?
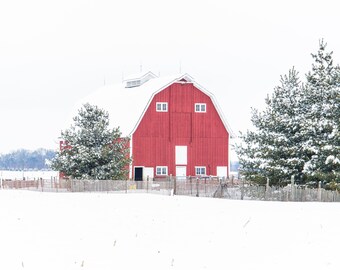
left=0, top=149, right=56, bottom=170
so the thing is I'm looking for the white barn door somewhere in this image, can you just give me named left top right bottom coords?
left=144, top=167, right=154, bottom=180
left=176, top=166, right=187, bottom=180
left=217, top=166, right=228, bottom=178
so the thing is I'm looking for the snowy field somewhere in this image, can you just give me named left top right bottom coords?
left=0, top=170, right=58, bottom=180
left=0, top=190, right=339, bottom=270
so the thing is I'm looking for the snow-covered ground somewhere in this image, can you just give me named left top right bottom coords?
left=0, top=170, right=58, bottom=180
left=0, top=190, right=339, bottom=270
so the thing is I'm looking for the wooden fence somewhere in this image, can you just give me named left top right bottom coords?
left=1, top=177, right=340, bottom=202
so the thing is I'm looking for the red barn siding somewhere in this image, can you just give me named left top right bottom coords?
left=132, top=82, right=229, bottom=178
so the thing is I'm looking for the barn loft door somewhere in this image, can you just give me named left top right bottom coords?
left=175, top=146, right=187, bottom=165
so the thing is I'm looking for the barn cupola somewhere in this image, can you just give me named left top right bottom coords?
left=123, top=71, right=157, bottom=88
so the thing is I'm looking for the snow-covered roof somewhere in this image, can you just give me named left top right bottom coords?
left=71, top=73, right=234, bottom=137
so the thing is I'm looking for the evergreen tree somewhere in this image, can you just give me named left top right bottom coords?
left=302, top=40, right=340, bottom=185
left=236, top=68, right=305, bottom=185
left=51, top=103, right=131, bottom=180
left=237, top=41, right=340, bottom=187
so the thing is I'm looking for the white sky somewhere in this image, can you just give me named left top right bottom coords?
left=1, top=0, right=340, bottom=154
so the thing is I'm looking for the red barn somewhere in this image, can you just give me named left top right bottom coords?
left=75, top=72, right=233, bottom=180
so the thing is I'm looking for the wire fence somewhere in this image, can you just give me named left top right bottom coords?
left=1, top=177, right=340, bottom=202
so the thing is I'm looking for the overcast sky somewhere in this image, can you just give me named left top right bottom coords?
left=1, top=0, right=340, bottom=154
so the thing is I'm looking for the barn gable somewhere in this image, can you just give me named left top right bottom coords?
left=130, top=74, right=234, bottom=138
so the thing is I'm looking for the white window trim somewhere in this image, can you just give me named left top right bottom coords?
left=195, top=103, right=206, bottom=113
left=156, top=102, right=168, bottom=112
left=195, top=166, right=206, bottom=176
left=156, top=166, right=168, bottom=175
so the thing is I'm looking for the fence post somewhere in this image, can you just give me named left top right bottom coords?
left=54, top=177, right=58, bottom=193
left=290, top=176, right=295, bottom=201
left=173, top=175, right=176, bottom=196
left=318, top=181, right=322, bottom=202
left=147, top=176, right=149, bottom=193
left=196, top=177, right=199, bottom=197
left=241, top=178, right=244, bottom=200
left=218, top=177, right=223, bottom=198
left=190, top=177, right=193, bottom=195
left=265, top=177, right=270, bottom=201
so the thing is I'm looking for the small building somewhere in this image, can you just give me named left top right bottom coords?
left=74, top=72, right=233, bottom=180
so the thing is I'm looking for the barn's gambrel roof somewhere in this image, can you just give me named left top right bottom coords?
left=73, top=73, right=234, bottom=138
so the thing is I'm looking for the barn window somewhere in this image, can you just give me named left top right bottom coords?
left=156, top=166, right=168, bottom=175
left=195, top=103, right=206, bottom=113
left=156, top=102, right=168, bottom=112
left=195, top=166, right=206, bottom=175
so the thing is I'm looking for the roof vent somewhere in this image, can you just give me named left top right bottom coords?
left=123, top=71, right=157, bottom=88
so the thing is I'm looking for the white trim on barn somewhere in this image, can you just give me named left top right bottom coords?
left=129, top=136, right=133, bottom=179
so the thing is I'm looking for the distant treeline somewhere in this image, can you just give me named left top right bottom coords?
left=230, top=161, right=239, bottom=172
left=0, top=149, right=56, bottom=170
left=0, top=148, right=239, bottom=172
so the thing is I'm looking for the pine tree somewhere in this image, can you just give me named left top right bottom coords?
left=236, top=68, right=305, bottom=185
left=237, top=40, right=340, bottom=187
left=51, top=103, right=131, bottom=180
left=302, top=40, right=340, bottom=185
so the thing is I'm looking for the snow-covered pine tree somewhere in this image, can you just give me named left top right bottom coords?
left=302, top=40, right=340, bottom=185
left=237, top=40, right=340, bottom=187
left=236, top=68, right=305, bottom=185
left=51, top=103, right=131, bottom=180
